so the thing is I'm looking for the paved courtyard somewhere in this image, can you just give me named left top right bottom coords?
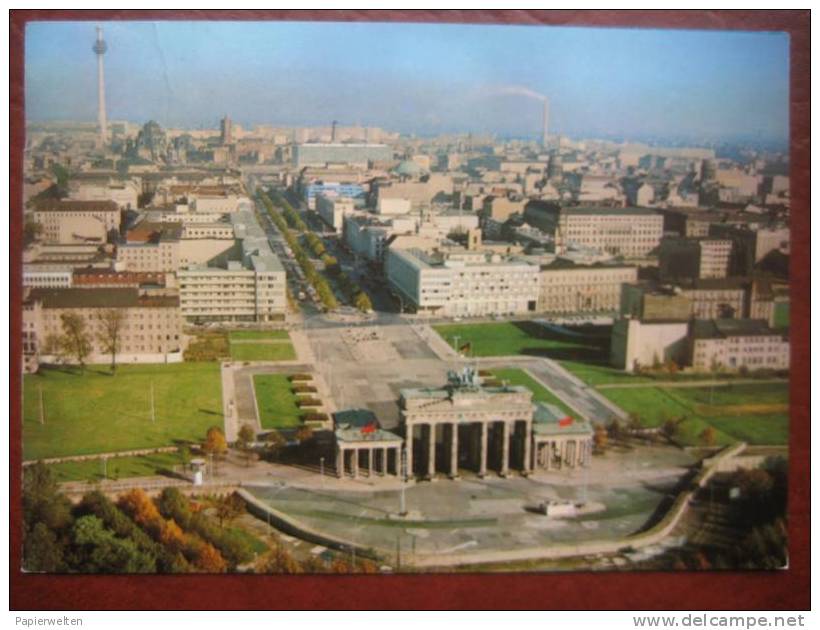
left=246, top=443, right=696, bottom=563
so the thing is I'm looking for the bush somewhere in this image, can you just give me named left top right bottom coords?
left=292, top=384, right=317, bottom=393
left=301, top=412, right=329, bottom=422
left=296, top=397, right=322, bottom=408
left=289, top=373, right=313, bottom=382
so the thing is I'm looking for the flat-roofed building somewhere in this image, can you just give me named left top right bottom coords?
left=22, top=269, right=73, bottom=289
left=538, top=259, right=637, bottom=314
left=32, top=200, right=121, bottom=244
left=524, top=203, right=663, bottom=257
left=690, top=319, right=789, bottom=372
left=385, top=247, right=539, bottom=317
left=658, top=237, right=732, bottom=280
left=117, top=223, right=181, bottom=273
left=68, top=179, right=140, bottom=210
left=316, top=194, right=355, bottom=232
left=610, top=318, right=690, bottom=372
left=678, top=277, right=747, bottom=320
left=23, top=287, right=183, bottom=369
left=177, top=209, right=286, bottom=322
left=293, top=143, right=392, bottom=168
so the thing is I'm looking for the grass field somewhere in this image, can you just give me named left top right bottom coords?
left=433, top=321, right=607, bottom=361
left=229, top=342, right=296, bottom=362
left=46, top=452, right=184, bottom=483
left=491, top=368, right=580, bottom=418
left=599, top=382, right=789, bottom=446
left=229, top=330, right=290, bottom=341
left=23, top=363, right=223, bottom=460
left=253, top=374, right=302, bottom=429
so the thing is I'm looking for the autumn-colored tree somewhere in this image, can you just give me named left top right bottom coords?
left=264, top=429, right=287, bottom=460
left=203, top=426, right=228, bottom=474
left=191, top=540, right=228, bottom=573
left=215, top=493, right=245, bottom=528
left=258, top=546, right=302, bottom=574
left=203, top=426, right=228, bottom=456
left=593, top=424, right=608, bottom=453
left=607, top=417, right=623, bottom=440
left=699, top=426, right=716, bottom=447
left=159, top=519, right=187, bottom=554
left=300, top=554, right=327, bottom=573
left=118, top=488, right=161, bottom=529
left=357, top=559, right=379, bottom=574
left=329, top=557, right=352, bottom=573
left=294, top=425, right=314, bottom=444
left=237, top=423, right=256, bottom=467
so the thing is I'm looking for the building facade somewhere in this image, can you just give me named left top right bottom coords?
left=538, top=261, right=637, bottom=314
left=386, top=248, right=540, bottom=317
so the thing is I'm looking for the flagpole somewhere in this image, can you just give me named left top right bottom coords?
left=38, top=384, right=45, bottom=425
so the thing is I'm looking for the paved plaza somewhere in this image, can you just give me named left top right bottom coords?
left=245, top=443, right=696, bottom=564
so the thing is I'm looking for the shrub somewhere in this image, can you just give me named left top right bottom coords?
left=289, top=373, right=313, bottom=381
left=301, top=412, right=329, bottom=422
left=296, top=397, right=322, bottom=408
left=292, top=384, right=317, bottom=393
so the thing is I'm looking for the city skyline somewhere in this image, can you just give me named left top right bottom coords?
left=25, top=20, right=789, bottom=144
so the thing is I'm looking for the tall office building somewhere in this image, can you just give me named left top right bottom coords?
left=220, top=115, right=233, bottom=145
left=92, top=25, right=108, bottom=146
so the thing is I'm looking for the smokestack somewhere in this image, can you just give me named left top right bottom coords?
left=331, top=120, right=338, bottom=143
left=541, top=98, right=549, bottom=149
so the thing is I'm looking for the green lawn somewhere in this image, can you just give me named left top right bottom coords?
left=253, top=374, right=303, bottom=429
left=227, top=526, right=269, bottom=556
left=230, top=342, right=296, bottom=362
left=433, top=321, right=607, bottom=361
left=229, top=330, right=290, bottom=341
left=559, top=360, right=657, bottom=386
left=491, top=369, right=580, bottom=418
left=23, top=363, right=223, bottom=460
left=45, top=452, right=184, bottom=483
left=599, top=382, right=789, bottom=446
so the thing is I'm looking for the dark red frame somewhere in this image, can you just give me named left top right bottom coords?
left=9, top=9, right=810, bottom=611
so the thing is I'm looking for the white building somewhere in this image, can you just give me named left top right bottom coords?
left=690, top=319, right=789, bottom=372
left=316, top=194, right=355, bottom=232
left=386, top=247, right=540, bottom=317
left=177, top=209, right=287, bottom=322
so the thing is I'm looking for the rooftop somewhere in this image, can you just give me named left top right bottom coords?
left=691, top=318, right=787, bottom=340
left=34, top=199, right=119, bottom=213
left=27, top=287, right=179, bottom=309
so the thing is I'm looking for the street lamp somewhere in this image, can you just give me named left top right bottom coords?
left=320, top=456, right=325, bottom=486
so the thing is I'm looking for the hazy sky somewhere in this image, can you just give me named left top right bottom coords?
left=25, top=20, right=790, bottom=143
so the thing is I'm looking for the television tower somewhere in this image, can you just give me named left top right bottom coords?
left=92, top=25, right=108, bottom=146
left=541, top=97, right=550, bottom=149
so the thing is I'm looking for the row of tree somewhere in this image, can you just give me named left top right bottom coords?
left=258, top=191, right=338, bottom=311
left=40, top=310, right=126, bottom=372
left=321, top=254, right=373, bottom=312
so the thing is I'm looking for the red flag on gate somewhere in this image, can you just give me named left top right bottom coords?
left=558, top=416, right=573, bottom=427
